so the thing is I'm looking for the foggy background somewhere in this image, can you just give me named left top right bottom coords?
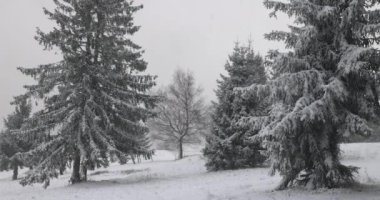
left=0, top=0, right=290, bottom=128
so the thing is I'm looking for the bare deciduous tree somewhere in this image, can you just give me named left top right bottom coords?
left=150, top=69, right=207, bottom=159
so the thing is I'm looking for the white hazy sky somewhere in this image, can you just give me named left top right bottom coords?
left=0, top=0, right=290, bottom=128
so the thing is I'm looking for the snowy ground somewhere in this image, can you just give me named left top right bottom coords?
left=0, top=143, right=379, bottom=200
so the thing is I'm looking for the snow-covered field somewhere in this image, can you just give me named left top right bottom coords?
left=0, top=143, right=379, bottom=200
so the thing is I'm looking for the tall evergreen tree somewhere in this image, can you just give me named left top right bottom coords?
left=203, top=42, right=267, bottom=171
left=237, top=0, right=380, bottom=190
left=0, top=99, right=32, bottom=180
left=14, top=0, right=157, bottom=188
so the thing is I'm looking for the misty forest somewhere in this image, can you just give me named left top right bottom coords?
left=1, top=0, right=380, bottom=200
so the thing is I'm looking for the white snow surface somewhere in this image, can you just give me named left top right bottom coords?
left=0, top=143, right=380, bottom=200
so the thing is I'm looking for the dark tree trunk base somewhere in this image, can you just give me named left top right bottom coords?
left=178, top=140, right=183, bottom=160
left=131, top=156, right=136, bottom=164
left=275, top=172, right=297, bottom=191
left=59, top=164, right=66, bottom=175
left=80, top=165, right=87, bottom=182
left=12, top=164, right=18, bottom=180
left=70, top=151, right=82, bottom=184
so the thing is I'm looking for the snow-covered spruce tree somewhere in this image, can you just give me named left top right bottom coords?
left=0, top=99, right=32, bottom=180
left=203, top=42, right=267, bottom=171
left=235, top=0, right=380, bottom=190
left=14, top=0, right=157, bottom=188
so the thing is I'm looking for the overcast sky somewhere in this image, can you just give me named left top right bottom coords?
left=0, top=0, right=290, bottom=128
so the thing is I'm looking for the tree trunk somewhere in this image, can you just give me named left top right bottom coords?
left=275, top=172, right=298, bottom=190
left=131, top=155, right=136, bottom=164
left=12, top=163, right=18, bottom=180
left=178, top=139, right=183, bottom=159
left=80, top=164, right=87, bottom=182
left=59, top=163, right=65, bottom=175
left=70, top=151, right=81, bottom=184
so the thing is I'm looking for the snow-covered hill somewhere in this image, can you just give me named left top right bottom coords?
left=0, top=143, right=379, bottom=200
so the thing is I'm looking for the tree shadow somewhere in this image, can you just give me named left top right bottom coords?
left=350, top=182, right=380, bottom=193
left=265, top=182, right=380, bottom=199
left=62, top=168, right=153, bottom=189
